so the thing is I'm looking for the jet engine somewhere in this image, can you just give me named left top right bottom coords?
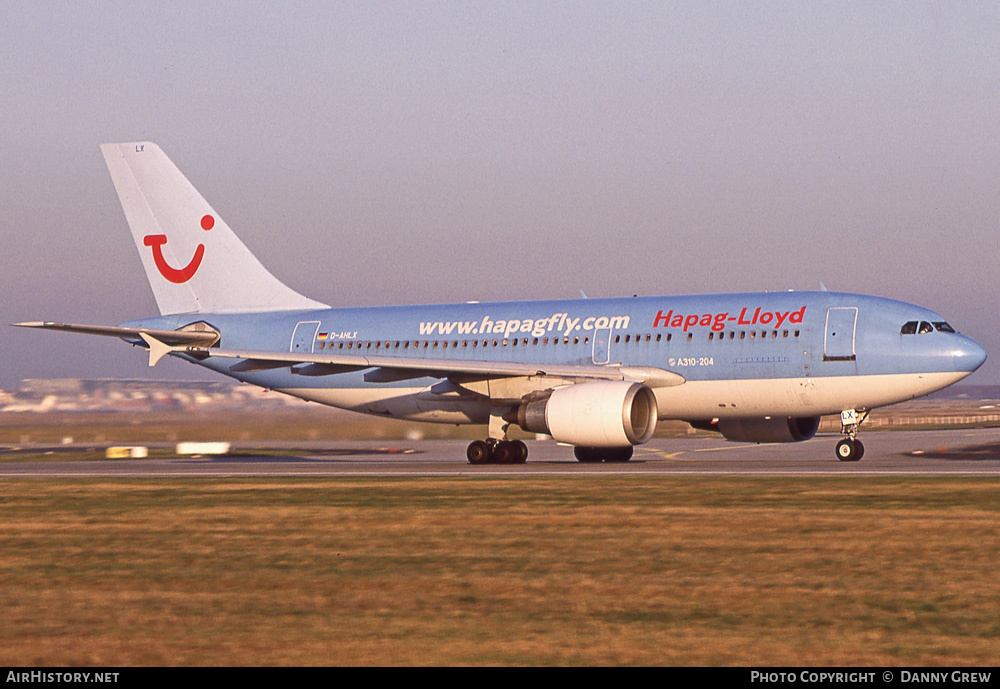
left=692, top=416, right=820, bottom=443
left=515, top=381, right=658, bottom=447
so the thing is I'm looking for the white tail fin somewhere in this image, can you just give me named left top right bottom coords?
left=100, top=142, right=327, bottom=315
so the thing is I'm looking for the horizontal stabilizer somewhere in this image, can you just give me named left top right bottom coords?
left=14, top=321, right=221, bottom=368
left=14, top=321, right=220, bottom=346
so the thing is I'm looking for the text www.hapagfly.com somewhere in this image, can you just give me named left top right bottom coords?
left=418, top=313, right=630, bottom=339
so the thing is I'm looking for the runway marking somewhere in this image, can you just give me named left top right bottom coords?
left=635, top=448, right=688, bottom=460
left=690, top=444, right=756, bottom=452
left=637, top=442, right=768, bottom=461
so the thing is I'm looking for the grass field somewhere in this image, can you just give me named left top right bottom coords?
left=1, top=477, right=998, bottom=666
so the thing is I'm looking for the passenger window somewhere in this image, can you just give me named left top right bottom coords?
left=901, top=321, right=918, bottom=335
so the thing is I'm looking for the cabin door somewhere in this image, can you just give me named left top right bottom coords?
left=290, top=321, right=321, bottom=353
left=592, top=328, right=611, bottom=364
left=823, top=308, right=857, bottom=361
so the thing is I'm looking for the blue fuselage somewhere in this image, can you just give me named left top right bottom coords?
left=120, top=290, right=985, bottom=424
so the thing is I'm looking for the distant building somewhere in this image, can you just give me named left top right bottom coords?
left=7, top=378, right=309, bottom=413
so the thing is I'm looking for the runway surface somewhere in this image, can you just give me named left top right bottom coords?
left=4, top=428, right=1000, bottom=477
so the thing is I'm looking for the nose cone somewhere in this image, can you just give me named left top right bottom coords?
left=953, top=336, right=987, bottom=373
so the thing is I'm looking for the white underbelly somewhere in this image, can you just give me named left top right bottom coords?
left=274, top=370, right=970, bottom=425
left=652, top=371, right=972, bottom=419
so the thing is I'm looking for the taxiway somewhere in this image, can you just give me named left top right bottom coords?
left=3, top=428, right=1000, bottom=477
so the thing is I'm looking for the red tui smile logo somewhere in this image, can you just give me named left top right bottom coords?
left=144, top=214, right=214, bottom=283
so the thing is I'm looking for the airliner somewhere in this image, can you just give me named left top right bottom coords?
left=16, top=142, right=987, bottom=463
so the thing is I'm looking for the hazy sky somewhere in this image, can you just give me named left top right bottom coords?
left=3, top=2, right=999, bottom=387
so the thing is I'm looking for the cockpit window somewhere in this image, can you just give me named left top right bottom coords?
left=902, top=320, right=950, bottom=335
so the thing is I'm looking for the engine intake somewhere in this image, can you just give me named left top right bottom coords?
left=516, top=381, right=658, bottom=447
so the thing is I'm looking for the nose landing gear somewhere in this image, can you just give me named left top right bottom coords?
left=836, top=409, right=869, bottom=461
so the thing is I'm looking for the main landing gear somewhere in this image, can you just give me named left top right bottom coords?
left=836, top=409, right=869, bottom=462
left=467, top=439, right=528, bottom=465
left=468, top=413, right=529, bottom=465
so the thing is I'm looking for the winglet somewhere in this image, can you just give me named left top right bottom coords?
left=139, top=332, right=175, bottom=367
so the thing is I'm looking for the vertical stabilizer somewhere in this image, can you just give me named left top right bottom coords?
left=100, top=142, right=328, bottom=315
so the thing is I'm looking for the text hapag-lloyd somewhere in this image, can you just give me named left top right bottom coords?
left=653, top=306, right=807, bottom=332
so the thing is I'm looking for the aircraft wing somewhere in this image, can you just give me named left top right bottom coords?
left=180, top=346, right=684, bottom=387
left=157, top=338, right=686, bottom=396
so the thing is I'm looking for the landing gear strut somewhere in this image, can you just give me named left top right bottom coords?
left=836, top=409, right=868, bottom=462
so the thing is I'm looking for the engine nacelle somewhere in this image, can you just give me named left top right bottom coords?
left=516, top=381, right=658, bottom=447
left=714, top=416, right=820, bottom=443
